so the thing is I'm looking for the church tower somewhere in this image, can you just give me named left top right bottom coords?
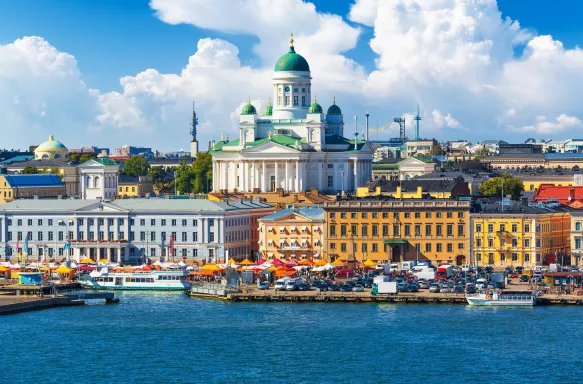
left=190, top=102, right=199, bottom=157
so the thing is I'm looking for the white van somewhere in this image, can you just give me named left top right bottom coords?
left=274, top=277, right=291, bottom=291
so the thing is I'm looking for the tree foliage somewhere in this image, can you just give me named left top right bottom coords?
left=478, top=173, right=524, bottom=200
left=171, top=152, right=213, bottom=194
left=149, top=166, right=172, bottom=193
left=79, top=153, right=96, bottom=163
left=22, top=165, right=39, bottom=174
left=123, top=155, right=150, bottom=177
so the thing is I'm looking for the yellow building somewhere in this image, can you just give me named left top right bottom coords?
left=258, top=207, right=325, bottom=260
left=357, top=178, right=470, bottom=199
left=118, top=176, right=154, bottom=197
left=325, top=199, right=471, bottom=265
left=0, top=174, right=66, bottom=203
left=471, top=201, right=571, bottom=268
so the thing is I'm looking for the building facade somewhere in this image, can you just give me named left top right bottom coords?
left=324, top=200, right=471, bottom=265
left=0, top=175, right=66, bottom=203
left=210, top=36, right=373, bottom=194
left=470, top=202, right=571, bottom=268
left=79, top=159, right=119, bottom=200
left=258, top=207, right=325, bottom=261
left=118, top=176, right=154, bottom=197
left=0, top=198, right=274, bottom=263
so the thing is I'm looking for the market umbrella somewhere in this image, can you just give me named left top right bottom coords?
left=55, top=265, right=72, bottom=274
left=286, top=258, right=298, bottom=266
left=298, top=259, right=314, bottom=266
left=364, top=259, right=377, bottom=267
left=79, top=258, right=94, bottom=264
left=239, top=258, right=255, bottom=266
left=98, top=258, right=109, bottom=263
left=314, top=259, right=327, bottom=267
left=271, top=258, right=285, bottom=266
left=227, top=258, right=237, bottom=265
left=332, top=259, right=345, bottom=266
left=0, top=266, right=9, bottom=272
left=257, top=259, right=267, bottom=265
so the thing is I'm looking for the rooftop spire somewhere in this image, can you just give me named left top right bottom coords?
left=314, top=95, right=317, bottom=103
left=289, top=32, right=294, bottom=47
left=268, top=98, right=272, bottom=106
left=333, top=96, right=336, bottom=105
left=247, top=96, right=251, bottom=105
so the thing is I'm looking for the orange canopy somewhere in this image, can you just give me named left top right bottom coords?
left=200, top=263, right=221, bottom=272
left=275, top=269, right=297, bottom=277
left=332, top=258, right=345, bottom=266
left=197, top=269, right=218, bottom=275
left=314, top=259, right=327, bottom=267
left=238, top=258, right=255, bottom=266
left=298, top=259, right=314, bottom=266
left=363, top=259, right=377, bottom=267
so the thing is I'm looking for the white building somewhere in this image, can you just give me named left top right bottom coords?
left=78, top=159, right=119, bottom=200
left=211, top=35, right=373, bottom=194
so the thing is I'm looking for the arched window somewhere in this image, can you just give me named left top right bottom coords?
left=95, top=176, right=100, bottom=188
left=54, top=153, right=61, bottom=159
left=42, top=154, right=49, bottom=160
left=86, top=175, right=91, bottom=188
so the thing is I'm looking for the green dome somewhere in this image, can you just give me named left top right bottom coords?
left=327, top=97, right=342, bottom=115
left=308, top=99, right=323, bottom=114
left=262, top=100, right=273, bottom=116
left=37, top=135, right=67, bottom=150
left=274, top=46, right=310, bottom=72
left=241, top=98, right=257, bottom=115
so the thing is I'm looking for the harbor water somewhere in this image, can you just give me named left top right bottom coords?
left=3, top=292, right=582, bottom=383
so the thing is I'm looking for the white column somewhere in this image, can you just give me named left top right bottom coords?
left=101, top=172, right=105, bottom=199
left=295, top=160, right=299, bottom=192
left=285, top=160, right=290, bottom=191
left=251, top=161, right=256, bottom=191
left=241, top=161, right=246, bottom=192
left=317, top=161, right=322, bottom=191
left=275, top=160, right=279, bottom=191
left=212, top=161, right=217, bottom=192
left=223, top=161, right=228, bottom=192
left=299, top=161, right=304, bottom=191
left=353, top=159, right=359, bottom=191
left=262, top=161, right=266, bottom=192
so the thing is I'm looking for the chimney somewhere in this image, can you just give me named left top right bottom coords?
left=569, top=188, right=575, bottom=201
left=310, top=186, right=318, bottom=196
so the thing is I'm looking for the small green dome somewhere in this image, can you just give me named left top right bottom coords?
left=308, top=97, right=323, bottom=114
left=262, top=99, right=273, bottom=116
left=327, top=97, right=342, bottom=115
left=241, top=98, right=257, bottom=115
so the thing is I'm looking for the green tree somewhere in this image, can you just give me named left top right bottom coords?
left=123, top=155, right=150, bottom=177
left=22, top=165, right=39, bottom=174
left=192, top=152, right=213, bottom=193
left=174, top=161, right=196, bottom=193
left=68, top=153, right=81, bottom=163
left=79, top=153, right=96, bottom=163
left=149, top=166, right=172, bottom=193
left=472, top=144, right=491, bottom=162
left=478, top=173, right=524, bottom=200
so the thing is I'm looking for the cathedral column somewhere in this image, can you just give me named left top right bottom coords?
left=212, top=162, right=217, bottom=192
left=222, top=161, right=228, bottom=192
left=285, top=161, right=290, bottom=191
left=274, top=160, right=279, bottom=191
left=317, top=161, right=322, bottom=192
left=241, top=161, right=247, bottom=192
left=353, top=159, right=359, bottom=192
left=262, top=161, right=266, bottom=192
left=300, top=160, right=305, bottom=191
left=251, top=161, right=256, bottom=191
left=295, top=160, right=299, bottom=192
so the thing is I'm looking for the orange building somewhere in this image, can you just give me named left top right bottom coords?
left=258, top=207, right=325, bottom=261
left=324, top=199, right=472, bottom=265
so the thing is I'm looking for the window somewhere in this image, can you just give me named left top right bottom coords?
left=327, top=176, right=333, bottom=188
left=140, top=232, right=146, bottom=241
left=476, top=224, right=482, bottom=233
left=511, top=223, right=518, bottom=232
left=404, top=212, right=410, bottom=218
left=535, top=224, right=541, bottom=233
left=476, top=238, right=482, bottom=247
left=109, top=231, right=114, bottom=240
left=151, top=219, right=156, bottom=226
left=28, top=219, right=33, bottom=226
left=362, top=243, right=368, bottom=252
left=394, top=212, right=399, bottom=219
left=425, top=212, right=431, bottom=218
left=372, top=225, right=378, bottom=237
left=341, top=224, right=347, bottom=237
left=98, top=218, right=104, bottom=226
left=362, top=212, right=368, bottom=219
left=436, top=224, right=442, bottom=236
left=488, top=238, right=494, bottom=247
left=351, top=224, right=357, bottom=235
left=447, top=224, right=453, bottom=236
left=193, top=232, right=198, bottom=242
left=487, top=224, right=494, bottom=233
left=436, top=212, right=442, bottom=218
left=414, top=224, right=421, bottom=236
left=499, top=224, right=506, bottom=232
left=458, top=212, right=464, bottom=218
left=524, top=224, right=530, bottom=233
left=382, top=213, right=388, bottom=219
left=193, top=220, right=198, bottom=227
left=447, top=212, right=453, bottom=218
left=182, top=220, right=187, bottom=226
left=58, top=232, right=64, bottom=241
left=340, top=243, right=347, bottom=252
left=209, top=232, right=215, bottom=242
left=161, top=219, right=166, bottom=226
left=436, top=243, right=442, bottom=252
left=140, top=219, right=145, bottom=226
left=393, top=224, right=400, bottom=236
left=372, top=213, right=378, bottom=219
left=382, top=224, right=388, bottom=237
left=458, top=243, right=464, bottom=250
left=458, top=224, right=464, bottom=237
left=525, top=238, right=530, bottom=247
left=577, top=222, right=582, bottom=231
left=414, top=212, right=421, bottom=218
left=38, top=219, right=43, bottom=226
left=182, top=232, right=187, bottom=242
left=536, top=239, right=541, bottom=247
left=293, top=96, right=298, bottom=106
left=37, top=232, right=43, bottom=241
left=330, top=243, right=336, bottom=250
left=285, top=95, right=290, bottom=106
left=172, top=219, right=177, bottom=226
left=476, top=253, right=482, bottom=262
left=17, top=232, right=22, bottom=241
left=98, top=231, right=104, bottom=240
left=302, top=96, right=306, bottom=106
left=361, top=225, right=368, bottom=237
left=351, top=213, right=357, bottom=219
left=500, top=253, right=506, bottom=261
left=151, top=232, right=156, bottom=241
left=329, top=225, right=336, bottom=237
left=576, top=238, right=582, bottom=249
left=341, top=213, right=347, bottom=219
left=330, top=213, right=336, bottom=218
left=372, top=243, right=378, bottom=252
left=447, top=243, right=453, bottom=252
left=512, top=253, right=518, bottom=261
left=425, top=243, right=432, bottom=252
left=525, top=253, right=530, bottom=262
left=511, top=238, right=518, bottom=247
left=425, top=224, right=432, bottom=237
left=88, top=219, right=94, bottom=226
left=404, top=224, right=411, bottom=237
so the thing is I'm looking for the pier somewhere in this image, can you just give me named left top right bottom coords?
left=0, top=295, right=84, bottom=315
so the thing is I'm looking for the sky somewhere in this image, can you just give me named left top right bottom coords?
left=1, top=0, right=583, bottom=152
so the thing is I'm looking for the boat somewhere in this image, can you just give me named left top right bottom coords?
left=466, top=290, right=535, bottom=306
left=79, top=268, right=192, bottom=291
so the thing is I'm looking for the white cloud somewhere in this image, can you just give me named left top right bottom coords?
left=513, top=114, right=583, bottom=134
left=3, top=0, right=583, bottom=151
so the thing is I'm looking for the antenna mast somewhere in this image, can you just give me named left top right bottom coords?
left=414, top=103, right=421, bottom=140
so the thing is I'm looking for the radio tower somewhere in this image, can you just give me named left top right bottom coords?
left=414, top=103, right=421, bottom=140
left=190, top=102, right=199, bottom=157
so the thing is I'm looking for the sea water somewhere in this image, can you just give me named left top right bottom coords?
left=2, top=292, right=581, bottom=384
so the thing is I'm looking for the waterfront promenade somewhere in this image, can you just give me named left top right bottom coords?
left=0, top=295, right=84, bottom=315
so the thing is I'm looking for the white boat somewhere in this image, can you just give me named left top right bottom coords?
left=466, top=290, right=535, bottom=306
left=80, top=268, right=191, bottom=291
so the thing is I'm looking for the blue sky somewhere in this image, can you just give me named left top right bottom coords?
left=0, top=0, right=582, bottom=150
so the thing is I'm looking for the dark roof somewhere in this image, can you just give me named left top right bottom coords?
left=4, top=174, right=64, bottom=188
left=3, top=159, right=75, bottom=168
left=472, top=199, right=572, bottom=214
left=119, top=175, right=139, bottom=184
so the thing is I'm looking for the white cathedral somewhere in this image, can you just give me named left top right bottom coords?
left=210, top=35, right=373, bottom=194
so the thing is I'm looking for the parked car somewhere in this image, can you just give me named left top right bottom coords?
left=310, top=280, right=322, bottom=288
left=340, top=284, right=353, bottom=292
left=465, top=284, right=477, bottom=294
left=352, top=284, right=365, bottom=292
left=429, top=283, right=441, bottom=293
left=514, top=266, right=523, bottom=274
left=362, top=278, right=374, bottom=288
left=408, top=283, right=419, bottom=292
left=454, top=284, right=464, bottom=293
left=298, top=283, right=311, bottom=291
left=519, top=275, right=530, bottom=282
left=417, top=278, right=429, bottom=289
left=329, top=284, right=341, bottom=292
left=397, top=281, right=408, bottom=291
left=257, top=281, right=270, bottom=290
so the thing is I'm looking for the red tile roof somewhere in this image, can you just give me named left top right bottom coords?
left=533, top=184, right=583, bottom=204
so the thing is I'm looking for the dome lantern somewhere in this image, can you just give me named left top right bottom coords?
left=327, top=96, right=342, bottom=115
left=262, top=98, right=273, bottom=116
left=240, top=97, right=257, bottom=115
left=308, top=96, right=323, bottom=114
left=274, top=33, right=310, bottom=72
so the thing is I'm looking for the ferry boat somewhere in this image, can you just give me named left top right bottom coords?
left=466, top=290, right=535, bottom=306
left=80, top=268, right=191, bottom=291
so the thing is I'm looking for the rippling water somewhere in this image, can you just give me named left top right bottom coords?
left=3, top=293, right=582, bottom=383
